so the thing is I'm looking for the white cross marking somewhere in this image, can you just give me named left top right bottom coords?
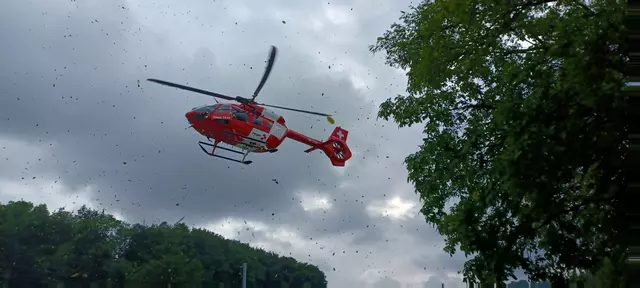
left=336, top=130, right=345, bottom=139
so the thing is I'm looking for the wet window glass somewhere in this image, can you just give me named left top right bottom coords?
left=232, top=108, right=248, bottom=122
left=192, top=105, right=216, bottom=113
left=217, top=104, right=231, bottom=113
left=191, top=105, right=215, bottom=120
left=193, top=113, right=208, bottom=120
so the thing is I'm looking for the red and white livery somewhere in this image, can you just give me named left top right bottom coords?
left=147, top=45, right=352, bottom=166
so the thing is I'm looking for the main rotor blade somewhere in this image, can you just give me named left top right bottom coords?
left=251, top=46, right=277, bottom=101
left=147, top=78, right=236, bottom=101
left=258, top=103, right=332, bottom=117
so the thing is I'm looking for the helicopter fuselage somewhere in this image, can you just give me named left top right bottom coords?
left=147, top=45, right=352, bottom=166
left=186, top=103, right=289, bottom=153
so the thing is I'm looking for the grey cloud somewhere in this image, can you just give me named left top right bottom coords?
left=0, top=0, right=471, bottom=287
left=413, top=252, right=467, bottom=281
left=421, top=276, right=467, bottom=288
left=0, top=0, right=369, bottom=224
left=373, top=278, right=403, bottom=288
left=350, top=223, right=385, bottom=245
left=423, top=277, right=446, bottom=288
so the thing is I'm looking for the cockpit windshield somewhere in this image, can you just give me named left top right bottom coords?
left=191, top=105, right=217, bottom=120
left=216, top=104, right=231, bottom=113
left=192, top=105, right=217, bottom=113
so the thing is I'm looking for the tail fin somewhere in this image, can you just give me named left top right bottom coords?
left=304, top=127, right=352, bottom=167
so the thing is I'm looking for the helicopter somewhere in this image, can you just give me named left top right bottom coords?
left=146, top=45, right=352, bottom=166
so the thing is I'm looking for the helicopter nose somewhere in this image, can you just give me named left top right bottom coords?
left=185, top=111, right=195, bottom=123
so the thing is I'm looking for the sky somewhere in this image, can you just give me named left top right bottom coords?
left=0, top=0, right=473, bottom=287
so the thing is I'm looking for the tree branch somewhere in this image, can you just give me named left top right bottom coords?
left=453, top=102, right=495, bottom=111
left=503, top=0, right=558, bottom=32
left=571, top=0, right=596, bottom=17
left=533, top=195, right=615, bottom=230
left=503, top=47, right=545, bottom=56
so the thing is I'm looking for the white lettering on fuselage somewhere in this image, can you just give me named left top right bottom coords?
left=234, top=128, right=269, bottom=152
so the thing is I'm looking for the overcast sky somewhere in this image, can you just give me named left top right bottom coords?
left=0, top=0, right=472, bottom=287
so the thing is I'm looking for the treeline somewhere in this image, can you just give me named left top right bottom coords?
left=0, top=201, right=327, bottom=288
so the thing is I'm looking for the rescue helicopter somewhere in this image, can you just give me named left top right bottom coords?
left=146, top=45, right=352, bottom=166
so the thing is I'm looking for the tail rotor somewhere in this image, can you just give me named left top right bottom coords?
left=303, top=127, right=352, bottom=167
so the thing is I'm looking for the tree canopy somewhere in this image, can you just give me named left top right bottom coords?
left=371, top=0, right=628, bottom=284
left=0, top=200, right=327, bottom=287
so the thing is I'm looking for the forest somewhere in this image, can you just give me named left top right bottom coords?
left=0, top=201, right=327, bottom=288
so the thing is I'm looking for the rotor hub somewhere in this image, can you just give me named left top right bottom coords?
left=235, top=96, right=252, bottom=105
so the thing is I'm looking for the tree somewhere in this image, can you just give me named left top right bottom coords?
left=0, top=201, right=328, bottom=287
left=52, top=206, right=124, bottom=286
left=371, top=0, right=628, bottom=283
left=594, top=257, right=625, bottom=288
left=0, top=201, right=56, bottom=286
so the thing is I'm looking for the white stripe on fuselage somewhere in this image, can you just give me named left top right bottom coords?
left=234, top=128, right=269, bottom=152
left=269, top=122, right=286, bottom=139
left=261, top=108, right=280, bottom=122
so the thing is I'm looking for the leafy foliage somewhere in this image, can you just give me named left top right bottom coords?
left=371, top=0, right=628, bottom=283
left=0, top=201, right=327, bottom=287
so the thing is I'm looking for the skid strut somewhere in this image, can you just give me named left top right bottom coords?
left=198, top=141, right=253, bottom=165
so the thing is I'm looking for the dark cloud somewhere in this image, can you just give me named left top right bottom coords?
left=0, top=0, right=369, bottom=225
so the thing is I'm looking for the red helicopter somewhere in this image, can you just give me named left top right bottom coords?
left=147, top=46, right=352, bottom=166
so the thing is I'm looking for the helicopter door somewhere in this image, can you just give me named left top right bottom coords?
left=212, top=104, right=231, bottom=125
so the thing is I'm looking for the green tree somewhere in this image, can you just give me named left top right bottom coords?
left=49, top=206, right=124, bottom=286
left=0, top=201, right=327, bottom=287
left=0, top=201, right=54, bottom=286
left=124, top=222, right=203, bottom=287
left=594, top=257, right=625, bottom=288
left=371, top=0, right=628, bottom=283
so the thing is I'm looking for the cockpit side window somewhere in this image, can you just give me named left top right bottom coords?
left=193, top=113, right=208, bottom=120
left=232, top=108, right=248, bottom=122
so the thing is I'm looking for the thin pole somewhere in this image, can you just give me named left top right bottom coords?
left=242, top=262, right=247, bottom=288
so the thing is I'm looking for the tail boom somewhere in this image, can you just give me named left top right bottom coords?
left=285, top=127, right=352, bottom=167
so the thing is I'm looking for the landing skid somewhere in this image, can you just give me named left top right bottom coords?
left=198, top=141, right=253, bottom=165
left=197, top=140, right=279, bottom=165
